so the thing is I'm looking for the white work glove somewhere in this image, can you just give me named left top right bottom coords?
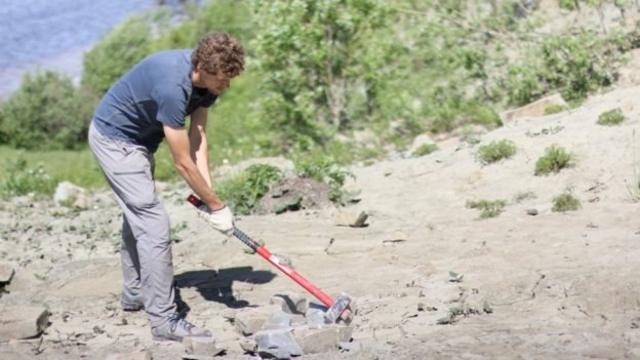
left=197, top=205, right=234, bottom=236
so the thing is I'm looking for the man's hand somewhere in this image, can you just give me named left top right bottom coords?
left=196, top=204, right=234, bottom=235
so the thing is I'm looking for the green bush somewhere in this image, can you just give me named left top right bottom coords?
left=413, top=143, right=438, bottom=157
left=0, top=71, right=97, bottom=150
left=295, top=156, right=353, bottom=204
left=502, top=32, right=622, bottom=106
left=597, top=108, right=625, bottom=126
left=552, top=191, right=581, bottom=212
left=251, top=0, right=396, bottom=149
left=217, top=164, right=282, bottom=215
left=535, top=145, right=574, bottom=175
left=558, top=0, right=580, bottom=10
left=466, top=199, right=507, bottom=219
left=477, top=140, right=517, bottom=164
left=82, top=16, right=153, bottom=95
left=0, top=158, right=57, bottom=198
left=152, top=0, right=254, bottom=51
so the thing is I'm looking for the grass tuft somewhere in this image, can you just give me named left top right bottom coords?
left=466, top=199, right=507, bottom=219
left=477, top=140, right=517, bottom=164
left=597, top=108, right=625, bottom=126
left=534, top=145, right=574, bottom=175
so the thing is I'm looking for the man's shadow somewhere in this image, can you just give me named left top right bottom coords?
left=174, top=266, right=276, bottom=316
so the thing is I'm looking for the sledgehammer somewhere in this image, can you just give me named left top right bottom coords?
left=187, top=194, right=352, bottom=324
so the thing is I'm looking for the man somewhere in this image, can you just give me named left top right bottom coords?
left=88, top=32, right=244, bottom=341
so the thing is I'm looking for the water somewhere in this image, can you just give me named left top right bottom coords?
left=0, top=0, right=159, bottom=99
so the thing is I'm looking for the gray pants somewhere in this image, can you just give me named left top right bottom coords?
left=88, top=123, right=176, bottom=327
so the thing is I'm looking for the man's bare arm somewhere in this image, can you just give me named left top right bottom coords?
left=189, top=107, right=212, bottom=187
left=163, top=124, right=223, bottom=210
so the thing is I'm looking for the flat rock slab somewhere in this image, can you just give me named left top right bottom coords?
left=183, top=336, right=225, bottom=359
left=0, top=305, right=50, bottom=341
left=235, top=305, right=280, bottom=336
left=293, top=324, right=353, bottom=354
left=255, top=328, right=302, bottom=359
left=333, top=210, right=369, bottom=227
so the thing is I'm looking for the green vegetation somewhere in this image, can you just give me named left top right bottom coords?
left=514, top=191, right=537, bottom=203
left=82, top=16, right=153, bottom=96
left=295, top=156, right=353, bottom=204
left=2, top=0, right=640, bottom=198
left=0, top=158, right=57, bottom=198
left=412, top=143, right=438, bottom=157
left=217, top=164, right=282, bottom=215
left=534, top=145, right=574, bottom=175
left=0, top=71, right=97, bottom=150
left=552, top=191, right=581, bottom=212
left=466, top=199, right=507, bottom=219
left=477, top=140, right=517, bottom=164
left=597, top=108, right=625, bottom=126
left=251, top=0, right=396, bottom=149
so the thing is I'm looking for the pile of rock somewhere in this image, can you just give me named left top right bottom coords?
left=233, top=292, right=353, bottom=359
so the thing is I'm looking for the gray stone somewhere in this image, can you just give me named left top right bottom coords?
left=239, top=337, right=257, bottom=353
left=270, top=292, right=308, bottom=314
left=0, top=305, right=50, bottom=340
left=334, top=210, right=368, bottom=227
left=235, top=310, right=270, bottom=336
left=526, top=208, right=539, bottom=216
left=53, top=181, right=89, bottom=209
left=305, top=308, right=328, bottom=328
left=183, top=336, right=225, bottom=359
left=293, top=324, right=353, bottom=354
left=262, top=310, right=292, bottom=330
left=255, top=329, right=302, bottom=359
left=0, top=263, right=14, bottom=284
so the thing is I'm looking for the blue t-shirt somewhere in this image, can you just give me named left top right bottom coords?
left=92, top=49, right=217, bottom=152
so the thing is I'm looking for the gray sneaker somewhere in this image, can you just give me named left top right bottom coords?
left=121, top=294, right=144, bottom=312
left=151, top=314, right=213, bottom=342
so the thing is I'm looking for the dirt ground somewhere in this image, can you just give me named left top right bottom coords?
left=2, top=83, right=640, bottom=359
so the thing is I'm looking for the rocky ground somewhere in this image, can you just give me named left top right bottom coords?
left=3, top=80, right=640, bottom=359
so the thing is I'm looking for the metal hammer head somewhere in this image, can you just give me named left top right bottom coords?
left=324, top=294, right=352, bottom=324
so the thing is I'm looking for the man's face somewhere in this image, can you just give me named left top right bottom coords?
left=198, top=66, right=231, bottom=95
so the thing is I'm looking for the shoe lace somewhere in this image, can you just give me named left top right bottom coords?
left=168, top=313, right=195, bottom=333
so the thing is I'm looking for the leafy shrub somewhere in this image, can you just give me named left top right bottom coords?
left=413, top=143, right=438, bottom=157
left=0, top=158, right=57, bottom=198
left=0, top=71, right=97, bottom=150
left=535, top=145, right=574, bottom=175
left=152, top=0, right=255, bottom=51
left=295, top=156, right=353, bottom=204
left=502, top=32, right=622, bottom=106
left=217, top=164, right=282, bottom=215
left=597, top=108, right=625, bottom=126
left=477, top=140, right=516, bottom=164
left=558, top=0, right=580, bottom=10
left=503, top=64, right=546, bottom=106
left=466, top=199, right=507, bottom=219
left=552, top=191, right=581, bottom=212
left=83, top=16, right=153, bottom=95
left=251, top=0, right=396, bottom=149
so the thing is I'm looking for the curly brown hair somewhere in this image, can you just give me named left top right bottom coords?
left=191, top=32, right=245, bottom=78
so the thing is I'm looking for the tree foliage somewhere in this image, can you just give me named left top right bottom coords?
left=251, top=0, right=396, bottom=149
left=0, top=71, right=97, bottom=150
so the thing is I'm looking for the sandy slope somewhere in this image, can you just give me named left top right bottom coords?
left=2, top=84, right=640, bottom=359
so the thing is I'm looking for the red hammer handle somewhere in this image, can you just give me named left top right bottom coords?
left=254, top=246, right=335, bottom=308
